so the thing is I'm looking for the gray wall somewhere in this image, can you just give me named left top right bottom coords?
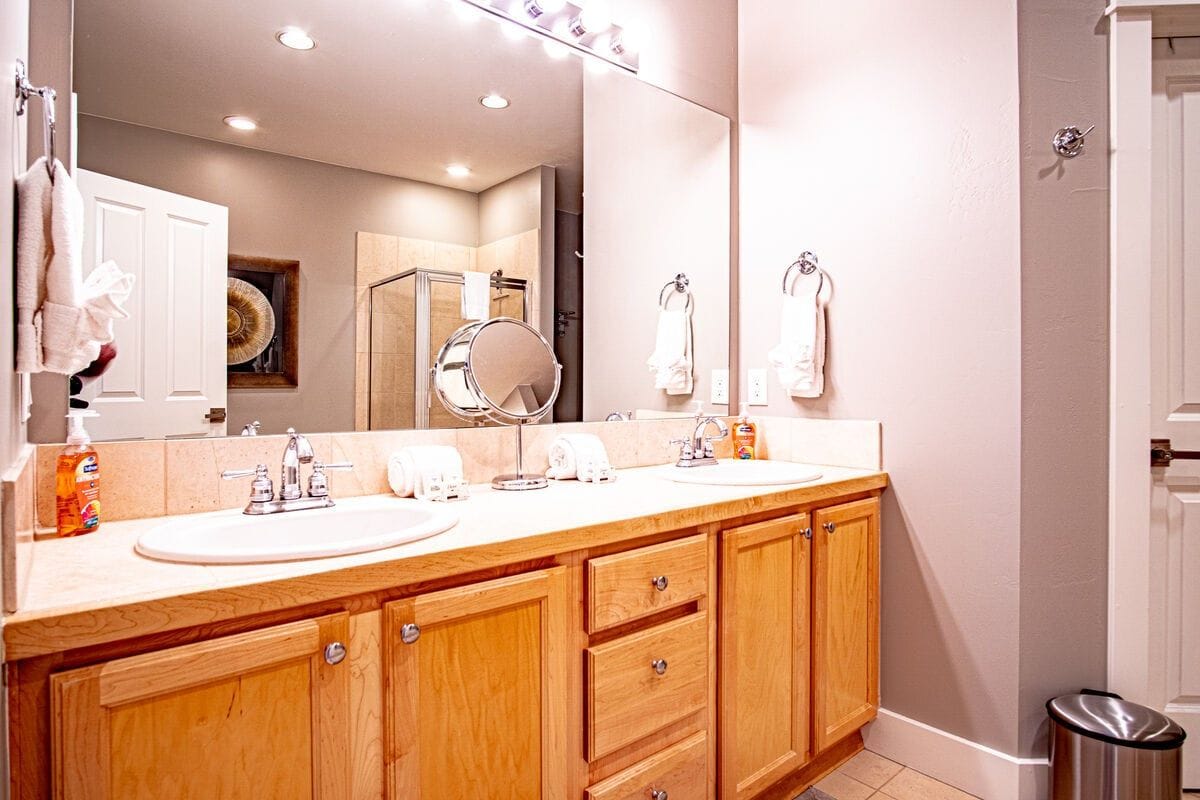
left=1016, top=0, right=1110, bottom=757
left=77, top=116, right=480, bottom=435
left=2, top=1, right=29, bottom=472
left=479, top=166, right=546, bottom=245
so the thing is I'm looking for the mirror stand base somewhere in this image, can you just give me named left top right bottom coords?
left=491, top=474, right=550, bottom=491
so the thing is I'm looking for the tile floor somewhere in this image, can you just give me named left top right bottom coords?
left=796, top=749, right=1200, bottom=800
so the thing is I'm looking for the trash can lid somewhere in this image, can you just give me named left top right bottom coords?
left=1047, top=693, right=1186, bottom=751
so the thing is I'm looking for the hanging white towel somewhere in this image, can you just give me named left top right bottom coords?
left=386, top=445, right=465, bottom=497
left=16, top=157, right=134, bottom=374
left=768, top=273, right=831, bottom=398
left=647, top=308, right=693, bottom=396
left=461, top=271, right=490, bottom=321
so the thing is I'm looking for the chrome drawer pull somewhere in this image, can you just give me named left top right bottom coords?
left=824, top=521, right=836, bottom=534
left=651, top=575, right=669, bottom=592
left=651, top=790, right=668, bottom=800
left=400, top=623, right=421, bottom=645
left=651, top=658, right=668, bottom=675
left=323, top=642, right=347, bottom=666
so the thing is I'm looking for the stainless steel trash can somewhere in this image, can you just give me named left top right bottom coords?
left=1047, top=690, right=1186, bottom=799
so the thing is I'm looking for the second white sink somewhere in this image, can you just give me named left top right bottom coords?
left=660, top=459, right=824, bottom=486
left=136, top=495, right=459, bottom=564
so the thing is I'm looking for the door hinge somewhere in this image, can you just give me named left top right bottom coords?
left=204, top=407, right=227, bottom=423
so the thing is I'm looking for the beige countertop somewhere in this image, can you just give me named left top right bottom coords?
left=3, top=464, right=887, bottom=661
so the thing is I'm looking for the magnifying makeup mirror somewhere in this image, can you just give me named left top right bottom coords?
left=432, top=318, right=562, bottom=490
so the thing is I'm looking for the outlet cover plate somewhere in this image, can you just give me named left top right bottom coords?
left=748, top=369, right=768, bottom=406
left=710, top=369, right=729, bottom=405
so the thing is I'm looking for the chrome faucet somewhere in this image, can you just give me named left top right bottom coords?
left=672, top=414, right=729, bottom=468
left=221, top=427, right=354, bottom=515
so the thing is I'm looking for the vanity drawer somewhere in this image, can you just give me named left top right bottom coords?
left=589, top=534, right=708, bottom=632
left=587, top=731, right=708, bottom=800
left=588, top=612, right=708, bottom=760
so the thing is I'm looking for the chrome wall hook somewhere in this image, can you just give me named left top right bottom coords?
left=1052, top=124, right=1095, bottom=159
left=14, top=59, right=57, bottom=180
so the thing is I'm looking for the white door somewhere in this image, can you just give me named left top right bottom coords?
left=77, top=170, right=228, bottom=440
left=1150, top=37, right=1200, bottom=788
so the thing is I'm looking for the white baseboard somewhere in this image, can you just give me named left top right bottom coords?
left=862, top=708, right=1049, bottom=800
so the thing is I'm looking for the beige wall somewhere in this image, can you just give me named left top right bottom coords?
left=740, top=0, right=1025, bottom=756
left=76, top=116, right=479, bottom=435
left=479, top=167, right=544, bottom=245
left=583, top=70, right=731, bottom=422
left=1016, top=0, right=1109, bottom=758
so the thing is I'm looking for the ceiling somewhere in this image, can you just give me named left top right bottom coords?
left=72, top=0, right=585, bottom=203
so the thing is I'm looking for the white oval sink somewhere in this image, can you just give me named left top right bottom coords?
left=136, top=496, right=459, bottom=564
left=660, top=459, right=824, bottom=486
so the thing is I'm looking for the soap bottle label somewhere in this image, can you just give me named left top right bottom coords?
left=75, top=456, right=101, bottom=530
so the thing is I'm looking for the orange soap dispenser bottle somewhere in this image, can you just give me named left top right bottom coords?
left=56, top=411, right=101, bottom=537
left=734, top=403, right=758, bottom=460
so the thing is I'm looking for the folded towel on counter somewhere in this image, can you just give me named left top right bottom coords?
left=387, top=445, right=465, bottom=497
left=546, top=434, right=616, bottom=482
left=646, top=308, right=693, bottom=396
left=461, top=271, right=490, bottom=321
left=768, top=273, right=831, bottom=399
left=16, top=158, right=135, bottom=374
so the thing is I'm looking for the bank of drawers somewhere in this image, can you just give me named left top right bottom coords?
left=587, top=534, right=710, bottom=797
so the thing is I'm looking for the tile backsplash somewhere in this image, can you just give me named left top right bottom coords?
left=30, top=416, right=882, bottom=530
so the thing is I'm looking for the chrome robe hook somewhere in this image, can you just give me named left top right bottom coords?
left=1052, top=125, right=1094, bottom=159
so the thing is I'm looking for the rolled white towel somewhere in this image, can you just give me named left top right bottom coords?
left=546, top=434, right=609, bottom=481
left=387, top=445, right=465, bottom=497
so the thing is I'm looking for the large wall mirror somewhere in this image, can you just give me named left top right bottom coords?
left=30, top=0, right=730, bottom=442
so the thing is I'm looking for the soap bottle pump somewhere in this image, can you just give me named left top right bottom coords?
left=56, top=411, right=101, bottom=537
left=734, top=403, right=758, bottom=460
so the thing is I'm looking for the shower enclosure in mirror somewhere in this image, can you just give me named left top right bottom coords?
left=367, top=269, right=530, bottom=430
left=26, top=0, right=731, bottom=443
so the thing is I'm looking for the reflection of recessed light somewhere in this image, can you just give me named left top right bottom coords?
left=480, top=94, right=510, bottom=110
left=446, top=164, right=471, bottom=177
left=543, top=39, right=570, bottom=59
left=223, top=115, right=258, bottom=131
left=276, top=27, right=316, bottom=50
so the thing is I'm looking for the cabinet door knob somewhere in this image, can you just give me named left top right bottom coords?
left=824, top=521, right=837, bottom=534
left=651, top=575, right=669, bottom=592
left=400, top=623, right=421, bottom=645
left=651, top=658, right=668, bottom=675
left=324, top=642, right=347, bottom=666
left=651, top=790, right=669, bottom=800
left=802, top=527, right=812, bottom=540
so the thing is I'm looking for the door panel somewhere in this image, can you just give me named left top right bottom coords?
left=385, top=568, right=569, bottom=800
left=813, top=498, right=879, bottom=751
left=720, top=514, right=810, bottom=800
left=77, top=169, right=228, bottom=440
left=1152, top=41, right=1200, bottom=786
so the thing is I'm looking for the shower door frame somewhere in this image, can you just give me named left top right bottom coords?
left=368, top=268, right=531, bottom=429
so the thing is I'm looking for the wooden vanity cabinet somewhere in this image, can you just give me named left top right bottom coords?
left=720, top=497, right=880, bottom=800
left=383, top=567, right=571, bottom=800
left=48, top=612, right=351, bottom=800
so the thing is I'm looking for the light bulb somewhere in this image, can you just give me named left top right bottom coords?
left=446, top=164, right=471, bottom=178
left=223, top=115, right=258, bottom=131
left=275, top=28, right=316, bottom=51
left=610, top=24, right=642, bottom=55
left=570, top=0, right=611, bottom=35
left=523, top=0, right=566, bottom=18
left=480, top=94, right=511, bottom=109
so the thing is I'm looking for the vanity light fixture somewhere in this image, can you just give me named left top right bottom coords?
left=449, top=0, right=640, bottom=73
left=223, top=115, right=258, bottom=131
left=275, top=27, right=316, bottom=51
left=480, top=93, right=510, bottom=109
left=446, top=164, right=471, bottom=177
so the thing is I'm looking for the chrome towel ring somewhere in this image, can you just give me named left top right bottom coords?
left=782, top=252, right=825, bottom=297
left=658, top=272, right=693, bottom=313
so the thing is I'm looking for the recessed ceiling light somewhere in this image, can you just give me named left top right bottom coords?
left=480, top=94, right=510, bottom=110
left=276, top=27, right=316, bottom=51
left=446, top=164, right=471, bottom=178
left=223, top=115, right=258, bottom=131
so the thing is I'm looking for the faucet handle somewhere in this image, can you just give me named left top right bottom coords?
left=221, top=464, right=273, bottom=503
left=308, top=461, right=355, bottom=499
left=669, top=438, right=694, bottom=463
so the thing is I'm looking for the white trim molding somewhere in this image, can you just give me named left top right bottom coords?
left=863, top=709, right=1049, bottom=800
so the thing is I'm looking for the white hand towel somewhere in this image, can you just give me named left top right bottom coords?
left=546, top=434, right=611, bottom=481
left=387, top=445, right=465, bottom=497
left=646, top=309, right=693, bottom=396
left=768, top=274, right=831, bottom=399
left=16, top=158, right=135, bottom=374
left=461, top=271, right=490, bottom=321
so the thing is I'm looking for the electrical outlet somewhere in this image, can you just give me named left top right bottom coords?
left=748, top=369, right=768, bottom=405
left=710, top=369, right=729, bottom=405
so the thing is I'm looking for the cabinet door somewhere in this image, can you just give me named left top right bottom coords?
left=51, top=613, right=351, bottom=800
left=813, top=497, right=880, bottom=750
left=385, top=567, right=570, bottom=800
left=719, top=514, right=811, bottom=800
